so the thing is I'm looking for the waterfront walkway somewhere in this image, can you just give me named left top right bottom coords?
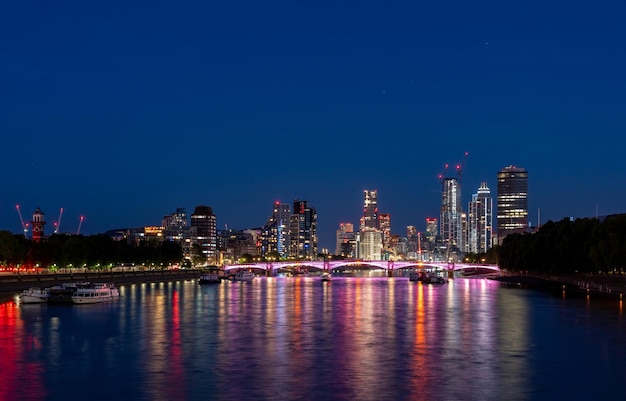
left=494, top=273, right=626, bottom=299
left=0, top=269, right=202, bottom=294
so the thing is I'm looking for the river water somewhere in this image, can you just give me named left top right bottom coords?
left=1, top=276, right=625, bottom=401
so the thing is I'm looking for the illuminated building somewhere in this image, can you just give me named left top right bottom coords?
left=406, top=225, right=418, bottom=257
left=289, top=199, right=317, bottom=259
left=361, top=190, right=378, bottom=230
left=162, top=208, right=190, bottom=256
left=497, top=165, right=528, bottom=243
left=378, top=213, right=391, bottom=247
left=357, top=230, right=383, bottom=260
left=31, top=208, right=46, bottom=243
left=335, top=223, right=356, bottom=257
left=262, top=201, right=291, bottom=257
left=162, top=208, right=188, bottom=241
left=425, top=218, right=438, bottom=244
left=440, top=177, right=463, bottom=256
left=191, top=205, right=217, bottom=263
left=468, top=182, right=493, bottom=253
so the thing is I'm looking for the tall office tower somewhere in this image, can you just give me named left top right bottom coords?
left=190, top=205, right=217, bottom=263
left=406, top=225, right=418, bottom=256
left=378, top=213, right=391, bottom=247
left=440, top=177, right=463, bottom=253
left=31, top=208, right=46, bottom=243
left=425, top=218, right=438, bottom=244
left=497, top=165, right=528, bottom=243
left=262, top=201, right=291, bottom=257
left=461, top=211, right=468, bottom=253
left=289, top=199, right=317, bottom=259
left=468, top=182, right=493, bottom=253
left=361, top=190, right=379, bottom=231
left=357, top=230, right=383, bottom=260
left=335, top=222, right=356, bottom=257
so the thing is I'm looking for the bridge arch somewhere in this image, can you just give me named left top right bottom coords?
left=223, top=260, right=499, bottom=274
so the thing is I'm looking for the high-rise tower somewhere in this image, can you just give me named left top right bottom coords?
left=289, top=199, right=317, bottom=259
left=468, top=182, right=493, bottom=253
left=361, top=190, right=378, bottom=231
left=440, top=177, right=462, bottom=254
left=190, top=206, right=217, bottom=263
left=497, top=165, right=528, bottom=243
left=262, top=201, right=291, bottom=257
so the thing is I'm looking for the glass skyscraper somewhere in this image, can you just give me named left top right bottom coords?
left=468, top=182, right=493, bottom=253
left=440, top=177, right=462, bottom=255
left=497, top=165, right=528, bottom=243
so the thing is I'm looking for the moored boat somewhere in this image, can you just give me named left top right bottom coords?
left=199, top=273, right=221, bottom=284
left=71, top=282, right=119, bottom=304
left=48, top=282, right=91, bottom=303
left=409, top=271, right=447, bottom=284
left=19, top=287, right=50, bottom=304
left=233, top=271, right=255, bottom=282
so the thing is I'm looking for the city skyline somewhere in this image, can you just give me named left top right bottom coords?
left=2, top=1, right=626, bottom=251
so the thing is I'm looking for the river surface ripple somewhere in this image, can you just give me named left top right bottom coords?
left=1, top=276, right=625, bottom=401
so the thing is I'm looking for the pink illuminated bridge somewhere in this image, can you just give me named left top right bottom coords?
left=223, top=260, right=500, bottom=273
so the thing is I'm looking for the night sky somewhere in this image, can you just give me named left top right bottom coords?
left=2, top=1, right=625, bottom=251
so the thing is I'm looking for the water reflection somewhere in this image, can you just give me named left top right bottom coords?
left=1, top=277, right=626, bottom=401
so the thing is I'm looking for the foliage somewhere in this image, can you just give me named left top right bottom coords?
left=0, top=231, right=183, bottom=270
left=497, top=215, right=626, bottom=274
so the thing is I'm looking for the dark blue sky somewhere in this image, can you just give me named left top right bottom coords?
left=2, top=1, right=625, bottom=251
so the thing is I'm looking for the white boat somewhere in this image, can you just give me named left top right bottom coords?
left=233, top=271, right=255, bottom=282
left=320, top=272, right=331, bottom=282
left=71, top=283, right=120, bottom=304
left=199, top=273, right=221, bottom=284
left=19, top=287, right=50, bottom=304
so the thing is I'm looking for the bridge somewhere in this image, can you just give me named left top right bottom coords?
left=223, top=260, right=500, bottom=274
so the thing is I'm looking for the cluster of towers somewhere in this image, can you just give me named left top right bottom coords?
left=158, top=200, right=318, bottom=265
left=15, top=165, right=528, bottom=265
left=335, top=165, right=529, bottom=262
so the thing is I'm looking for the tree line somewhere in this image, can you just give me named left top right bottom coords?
left=496, top=214, right=626, bottom=275
left=0, top=231, right=183, bottom=270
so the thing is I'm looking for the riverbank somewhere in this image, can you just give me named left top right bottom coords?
left=0, top=269, right=203, bottom=295
left=491, top=273, right=626, bottom=301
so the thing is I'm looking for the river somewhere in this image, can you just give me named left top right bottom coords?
left=1, top=276, right=625, bottom=401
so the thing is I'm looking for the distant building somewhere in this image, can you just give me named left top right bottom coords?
left=335, top=223, right=356, bottom=257
left=440, top=177, right=463, bottom=257
left=261, top=201, right=291, bottom=257
left=425, top=218, right=438, bottom=244
left=406, top=225, right=418, bottom=257
left=31, top=208, right=46, bottom=243
left=162, top=208, right=190, bottom=256
left=357, top=230, right=383, bottom=260
left=497, top=165, right=528, bottom=243
left=289, top=200, right=317, bottom=259
left=378, top=213, right=391, bottom=247
left=361, top=190, right=379, bottom=231
left=190, top=205, right=217, bottom=263
left=468, top=182, right=493, bottom=253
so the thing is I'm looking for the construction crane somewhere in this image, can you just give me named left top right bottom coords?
left=54, top=207, right=64, bottom=234
left=76, top=216, right=84, bottom=235
left=455, top=151, right=469, bottom=186
left=15, top=204, right=29, bottom=238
